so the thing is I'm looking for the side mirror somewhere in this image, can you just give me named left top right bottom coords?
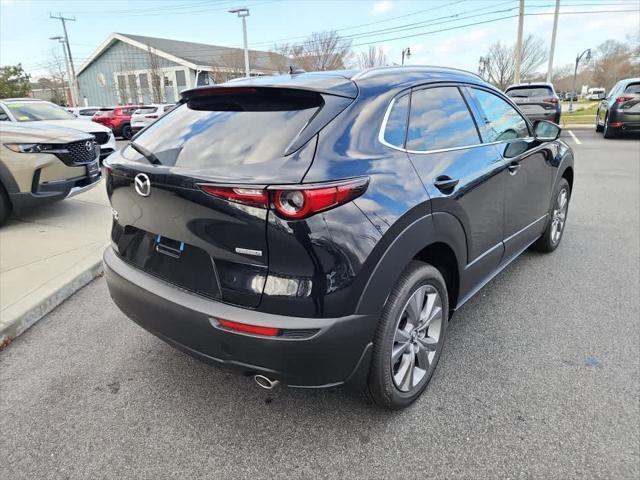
left=533, top=120, right=561, bottom=141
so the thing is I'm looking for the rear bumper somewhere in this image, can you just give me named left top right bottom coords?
left=103, top=247, right=375, bottom=388
left=523, top=111, right=560, bottom=122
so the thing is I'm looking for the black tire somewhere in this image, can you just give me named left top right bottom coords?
left=603, top=115, right=615, bottom=139
left=595, top=110, right=603, bottom=132
left=0, top=183, right=12, bottom=226
left=121, top=124, right=133, bottom=140
left=532, top=178, right=571, bottom=253
left=365, top=261, right=448, bottom=410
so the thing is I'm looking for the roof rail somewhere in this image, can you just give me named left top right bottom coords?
left=351, top=65, right=483, bottom=81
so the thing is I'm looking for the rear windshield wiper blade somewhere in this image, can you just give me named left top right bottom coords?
left=130, top=141, right=161, bottom=165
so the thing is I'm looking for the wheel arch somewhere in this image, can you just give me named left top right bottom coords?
left=355, top=212, right=466, bottom=319
left=561, top=165, right=574, bottom=192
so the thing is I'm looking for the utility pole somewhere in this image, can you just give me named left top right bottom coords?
left=229, top=8, right=250, bottom=78
left=513, top=0, right=524, bottom=84
left=50, top=36, right=74, bottom=106
left=50, top=13, right=79, bottom=106
left=546, top=0, right=560, bottom=83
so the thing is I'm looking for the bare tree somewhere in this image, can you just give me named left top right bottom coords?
left=275, top=31, right=352, bottom=72
left=147, top=45, right=164, bottom=103
left=212, top=49, right=258, bottom=83
left=591, top=39, right=639, bottom=89
left=483, top=35, right=547, bottom=89
left=358, top=46, right=387, bottom=69
left=45, top=47, right=68, bottom=105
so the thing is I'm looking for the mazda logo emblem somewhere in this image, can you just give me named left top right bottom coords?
left=134, top=173, right=151, bottom=197
left=85, top=140, right=93, bottom=152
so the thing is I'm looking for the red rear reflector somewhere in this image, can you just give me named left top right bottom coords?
left=218, top=319, right=279, bottom=336
left=543, top=97, right=559, bottom=104
left=609, top=121, right=623, bottom=127
left=198, top=185, right=268, bottom=208
left=616, top=96, right=633, bottom=103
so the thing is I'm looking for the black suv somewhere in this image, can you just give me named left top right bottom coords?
left=103, top=67, right=574, bottom=409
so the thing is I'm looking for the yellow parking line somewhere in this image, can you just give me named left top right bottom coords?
left=568, top=130, right=582, bottom=145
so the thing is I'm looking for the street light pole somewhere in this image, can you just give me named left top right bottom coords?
left=401, top=47, right=411, bottom=66
left=229, top=8, right=250, bottom=78
left=50, top=36, right=74, bottom=106
left=569, top=48, right=591, bottom=113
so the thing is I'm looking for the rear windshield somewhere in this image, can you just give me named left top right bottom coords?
left=125, top=89, right=322, bottom=167
left=135, top=107, right=158, bottom=114
left=624, top=83, right=640, bottom=94
left=506, top=87, right=553, bottom=98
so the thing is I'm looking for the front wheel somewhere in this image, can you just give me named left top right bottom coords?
left=121, top=124, right=133, bottom=140
left=365, top=261, right=448, bottom=409
left=532, top=178, right=571, bottom=253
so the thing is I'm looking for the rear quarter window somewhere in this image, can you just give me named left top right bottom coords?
left=382, top=94, right=409, bottom=148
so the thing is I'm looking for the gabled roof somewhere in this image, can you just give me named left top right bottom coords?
left=77, top=33, right=285, bottom=75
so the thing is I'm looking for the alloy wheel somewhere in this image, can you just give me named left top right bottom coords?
left=550, top=187, right=569, bottom=245
left=391, top=285, right=444, bottom=392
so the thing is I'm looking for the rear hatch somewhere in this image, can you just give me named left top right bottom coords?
left=506, top=86, right=558, bottom=117
left=131, top=107, right=158, bottom=128
left=106, top=85, right=355, bottom=308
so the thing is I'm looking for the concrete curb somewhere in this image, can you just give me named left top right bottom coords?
left=0, top=260, right=103, bottom=347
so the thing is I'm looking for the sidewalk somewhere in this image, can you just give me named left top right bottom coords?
left=0, top=180, right=111, bottom=345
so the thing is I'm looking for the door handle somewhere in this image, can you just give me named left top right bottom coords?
left=434, top=175, right=459, bottom=192
left=507, top=162, right=521, bottom=175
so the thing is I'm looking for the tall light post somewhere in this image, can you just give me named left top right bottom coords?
left=50, top=36, right=75, bottom=106
left=229, top=7, right=250, bottom=78
left=401, top=47, right=411, bottom=66
left=569, top=48, right=591, bottom=113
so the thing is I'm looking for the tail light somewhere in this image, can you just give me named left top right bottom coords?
left=616, top=95, right=633, bottom=103
left=198, top=177, right=369, bottom=219
left=543, top=97, right=559, bottom=104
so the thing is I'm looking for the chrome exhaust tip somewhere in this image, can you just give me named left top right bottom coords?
left=254, top=374, right=280, bottom=390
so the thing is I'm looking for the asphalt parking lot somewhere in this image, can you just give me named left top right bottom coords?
left=1, top=130, right=638, bottom=479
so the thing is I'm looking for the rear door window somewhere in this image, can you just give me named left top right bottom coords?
left=406, top=86, right=480, bottom=151
left=467, top=88, right=529, bottom=142
left=127, top=89, right=323, bottom=167
left=382, top=94, right=409, bottom=148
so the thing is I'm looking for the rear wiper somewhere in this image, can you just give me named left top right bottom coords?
left=130, top=141, right=161, bottom=165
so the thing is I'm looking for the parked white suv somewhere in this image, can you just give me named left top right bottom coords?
left=66, top=106, right=102, bottom=120
left=0, top=98, right=117, bottom=161
left=131, top=104, right=175, bottom=134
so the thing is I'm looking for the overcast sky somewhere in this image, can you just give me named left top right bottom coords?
left=1, top=0, right=638, bottom=78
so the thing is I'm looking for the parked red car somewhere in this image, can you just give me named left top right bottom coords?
left=92, top=106, right=142, bottom=140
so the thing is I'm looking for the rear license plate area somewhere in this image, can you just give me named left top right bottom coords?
left=117, top=227, right=221, bottom=299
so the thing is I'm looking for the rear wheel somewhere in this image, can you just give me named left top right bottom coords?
left=365, top=261, right=448, bottom=409
left=603, top=114, right=616, bottom=139
left=532, top=178, right=570, bottom=253
left=121, top=124, right=133, bottom=140
left=0, top=183, right=12, bottom=226
left=595, top=110, right=603, bottom=132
